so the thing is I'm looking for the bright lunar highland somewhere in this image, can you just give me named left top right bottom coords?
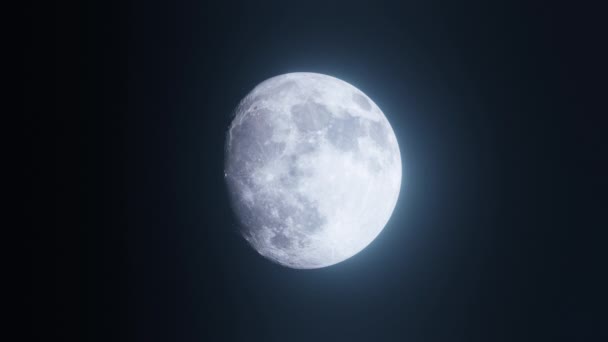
left=224, top=72, right=402, bottom=269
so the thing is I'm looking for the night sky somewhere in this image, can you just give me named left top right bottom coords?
left=29, top=1, right=606, bottom=341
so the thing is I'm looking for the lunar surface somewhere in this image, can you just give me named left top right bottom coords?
left=224, top=72, right=402, bottom=269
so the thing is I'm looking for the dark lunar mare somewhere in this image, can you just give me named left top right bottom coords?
left=225, top=104, right=327, bottom=254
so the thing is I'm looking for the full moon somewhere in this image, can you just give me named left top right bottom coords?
left=224, top=72, right=402, bottom=269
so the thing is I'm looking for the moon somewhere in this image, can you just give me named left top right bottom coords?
left=224, top=72, right=402, bottom=269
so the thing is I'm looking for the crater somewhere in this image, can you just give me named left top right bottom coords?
left=293, top=195, right=325, bottom=233
left=248, top=192, right=326, bottom=244
left=368, top=121, right=389, bottom=147
left=352, top=93, right=372, bottom=111
left=278, top=160, right=307, bottom=188
left=327, top=115, right=362, bottom=152
left=229, top=112, right=286, bottom=167
left=272, top=80, right=297, bottom=95
left=271, top=232, right=293, bottom=249
left=291, top=101, right=332, bottom=132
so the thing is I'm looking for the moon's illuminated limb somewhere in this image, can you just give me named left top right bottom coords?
left=225, top=72, right=402, bottom=269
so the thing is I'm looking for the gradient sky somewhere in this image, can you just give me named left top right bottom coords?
left=29, top=1, right=606, bottom=341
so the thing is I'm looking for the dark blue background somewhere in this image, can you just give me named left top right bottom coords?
left=29, top=1, right=606, bottom=341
